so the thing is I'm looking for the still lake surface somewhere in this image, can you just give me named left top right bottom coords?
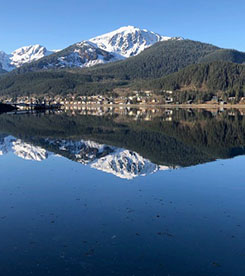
left=0, top=108, right=245, bottom=275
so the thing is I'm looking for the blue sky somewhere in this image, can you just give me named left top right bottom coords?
left=1, top=0, right=245, bottom=53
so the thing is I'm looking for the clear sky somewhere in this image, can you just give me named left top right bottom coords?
left=1, top=0, right=245, bottom=53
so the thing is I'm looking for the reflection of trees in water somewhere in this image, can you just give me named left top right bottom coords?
left=0, top=109, right=245, bottom=167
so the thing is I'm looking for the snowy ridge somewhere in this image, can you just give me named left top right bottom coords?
left=52, top=41, right=119, bottom=69
left=0, top=45, right=57, bottom=71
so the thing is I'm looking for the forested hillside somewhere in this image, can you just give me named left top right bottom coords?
left=153, top=61, right=245, bottom=93
left=199, top=49, right=245, bottom=64
left=86, top=39, right=220, bottom=79
left=1, top=39, right=245, bottom=98
left=0, top=71, right=127, bottom=97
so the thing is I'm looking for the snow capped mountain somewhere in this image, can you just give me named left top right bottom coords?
left=0, top=26, right=181, bottom=72
left=0, top=45, right=57, bottom=72
left=89, top=25, right=176, bottom=58
left=52, top=26, right=179, bottom=69
left=21, top=26, right=179, bottom=70
left=0, top=136, right=48, bottom=161
left=10, top=44, right=55, bottom=68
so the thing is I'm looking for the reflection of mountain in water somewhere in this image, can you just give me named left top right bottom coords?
left=0, top=136, right=170, bottom=179
left=1, top=109, right=245, bottom=171
left=0, top=136, right=48, bottom=161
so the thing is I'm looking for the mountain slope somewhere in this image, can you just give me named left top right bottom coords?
left=15, top=41, right=118, bottom=73
left=12, top=26, right=179, bottom=73
left=85, top=39, right=220, bottom=79
left=2, top=40, right=245, bottom=97
left=199, top=49, right=245, bottom=64
left=13, top=39, right=220, bottom=77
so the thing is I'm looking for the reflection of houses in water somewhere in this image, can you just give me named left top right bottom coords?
left=64, top=105, right=245, bottom=121
left=64, top=105, right=175, bottom=121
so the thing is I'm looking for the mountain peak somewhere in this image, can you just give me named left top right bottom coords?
left=89, top=25, right=173, bottom=58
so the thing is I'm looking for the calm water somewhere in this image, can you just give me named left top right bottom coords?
left=0, top=109, right=245, bottom=275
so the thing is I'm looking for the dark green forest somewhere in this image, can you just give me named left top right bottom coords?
left=147, top=62, right=245, bottom=103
